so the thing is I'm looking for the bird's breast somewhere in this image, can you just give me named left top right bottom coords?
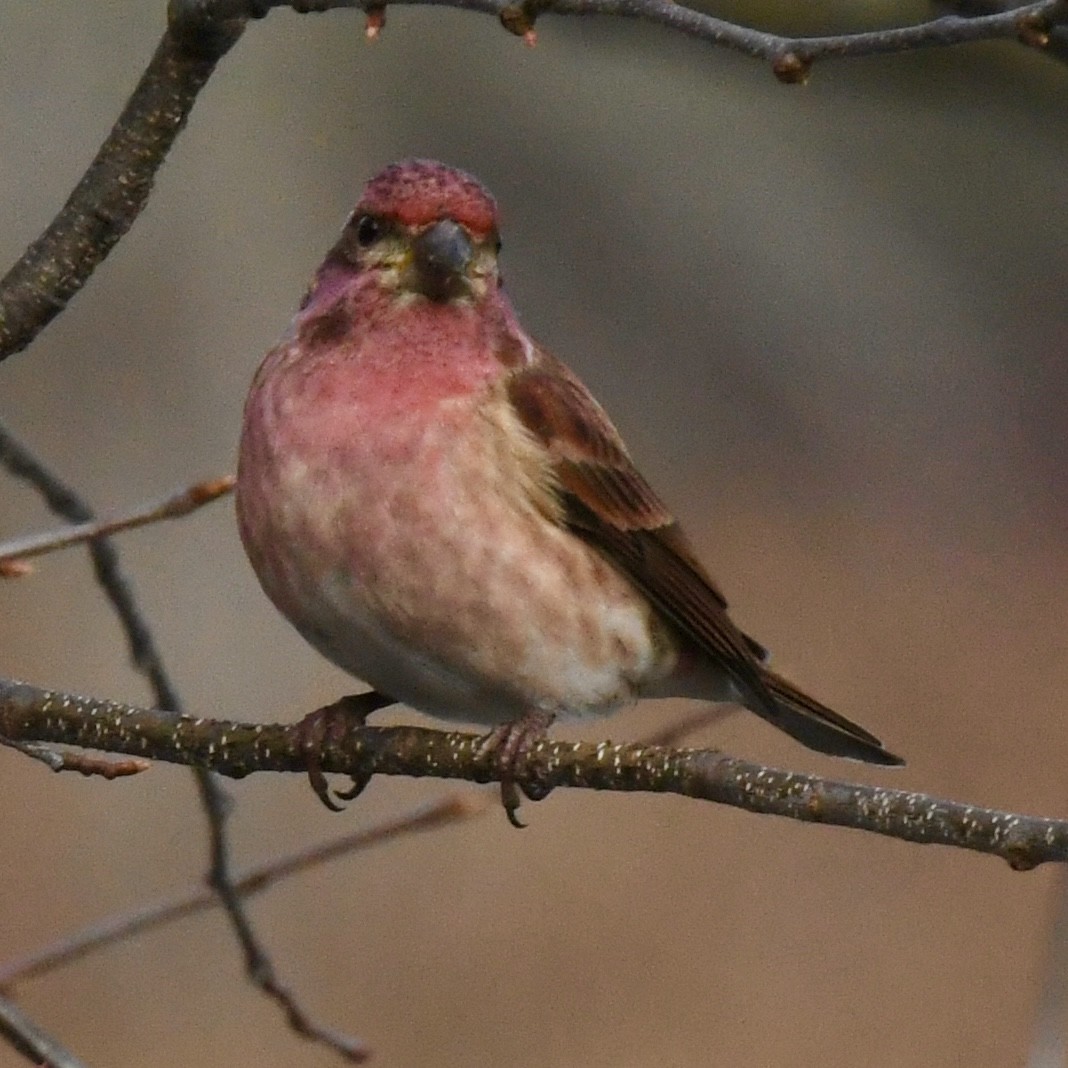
left=237, top=337, right=677, bottom=723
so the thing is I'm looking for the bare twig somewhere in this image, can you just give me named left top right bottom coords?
left=0, top=736, right=68, bottom=772
left=0, top=708, right=712, bottom=990
left=0, top=16, right=245, bottom=362
left=936, top=0, right=1068, bottom=61
left=194, top=0, right=1068, bottom=73
left=0, top=1, right=1062, bottom=375
left=0, top=475, right=234, bottom=575
left=0, top=794, right=488, bottom=991
left=0, top=421, right=188, bottom=708
left=197, top=783, right=372, bottom=1062
left=2, top=676, right=1065, bottom=871
left=0, top=708, right=710, bottom=989
left=0, top=735, right=149, bottom=779
left=0, top=425, right=364, bottom=1063
left=0, top=993, right=88, bottom=1068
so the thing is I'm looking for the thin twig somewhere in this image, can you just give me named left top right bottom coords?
left=0, top=735, right=149, bottom=779
left=196, top=773, right=372, bottom=1062
left=194, top=0, right=1068, bottom=74
left=0, top=794, right=489, bottom=991
left=0, top=993, right=88, bottom=1068
left=937, top=0, right=1068, bottom=61
left=0, top=16, right=245, bottom=361
left=0, top=708, right=710, bottom=990
left=0, top=475, right=234, bottom=575
left=2, top=676, right=1066, bottom=871
left=0, top=425, right=365, bottom=1062
left=0, top=2, right=1062, bottom=373
left=0, top=421, right=187, bottom=707
left=0, top=708, right=708, bottom=989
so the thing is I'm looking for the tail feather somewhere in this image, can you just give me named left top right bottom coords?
left=757, top=668, right=904, bottom=766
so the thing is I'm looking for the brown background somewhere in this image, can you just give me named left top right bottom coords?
left=1, top=2, right=1067, bottom=1065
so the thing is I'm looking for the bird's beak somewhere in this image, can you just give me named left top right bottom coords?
left=410, top=219, right=474, bottom=302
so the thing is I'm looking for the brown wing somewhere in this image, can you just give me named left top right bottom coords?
left=507, top=345, right=903, bottom=766
left=506, top=347, right=773, bottom=708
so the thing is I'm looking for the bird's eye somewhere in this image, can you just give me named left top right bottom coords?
left=354, top=214, right=384, bottom=247
left=494, top=234, right=502, bottom=254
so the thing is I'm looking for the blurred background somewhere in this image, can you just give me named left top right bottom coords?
left=1, top=2, right=1066, bottom=1065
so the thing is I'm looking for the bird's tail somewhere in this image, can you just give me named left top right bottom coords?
left=757, top=667, right=904, bottom=766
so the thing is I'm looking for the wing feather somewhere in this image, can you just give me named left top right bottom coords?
left=507, top=349, right=770, bottom=707
left=506, top=345, right=902, bottom=766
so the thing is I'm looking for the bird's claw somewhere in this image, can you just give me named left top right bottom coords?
left=477, top=709, right=556, bottom=828
left=334, top=772, right=373, bottom=802
left=501, top=781, right=526, bottom=828
left=298, top=691, right=394, bottom=811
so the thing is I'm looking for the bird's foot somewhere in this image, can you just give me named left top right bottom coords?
left=299, top=691, right=395, bottom=811
left=476, top=709, right=556, bottom=828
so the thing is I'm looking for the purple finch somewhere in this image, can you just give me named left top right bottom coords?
left=236, top=159, right=902, bottom=790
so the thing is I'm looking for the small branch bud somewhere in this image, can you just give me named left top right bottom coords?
left=60, top=752, right=153, bottom=779
left=0, top=559, right=33, bottom=578
left=500, top=4, right=532, bottom=36
left=365, top=3, right=386, bottom=39
left=1017, top=11, right=1051, bottom=45
left=772, top=51, right=812, bottom=84
left=500, top=0, right=545, bottom=43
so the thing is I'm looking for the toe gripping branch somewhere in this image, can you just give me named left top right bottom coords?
left=476, top=709, right=557, bottom=828
left=299, top=697, right=557, bottom=827
left=298, top=691, right=395, bottom=811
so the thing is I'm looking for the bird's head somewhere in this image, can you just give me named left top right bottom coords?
left=325, top=159, right=502, bottom=305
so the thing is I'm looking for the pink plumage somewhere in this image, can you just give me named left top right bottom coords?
left=356, top=158, right=498, bottom=235
left=236, top=159, right=902, bottom=769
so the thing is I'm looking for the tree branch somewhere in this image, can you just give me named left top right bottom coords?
left=196, top=0, right=1068, bottom=76
left=2, top=676, right=1064, bottom=871
left=1, top=1, right=1060, bottom=363
left=0, top=424, right=365, bottom=1063
left=0, top=420, right=186, bottom=706
left=0, top=994, right=88, bottom=1068
left=0, top=475, right=233, bottom=576
left=0, top=713, right=728, bottom=992
left=0, top=13, right=245, bottom=362
left=0, top=711, right=727, bottom=991
left=0, top=734, right=150, bottom=779
left=938, top=0, right=1068, bottom=61
left=0, top=794, right=488, bottom=991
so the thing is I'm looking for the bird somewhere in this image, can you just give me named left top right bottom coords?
left=235, top=159, right=902, bottom=814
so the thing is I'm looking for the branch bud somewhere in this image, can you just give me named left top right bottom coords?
left=772, top=51, right=812, bottom=85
